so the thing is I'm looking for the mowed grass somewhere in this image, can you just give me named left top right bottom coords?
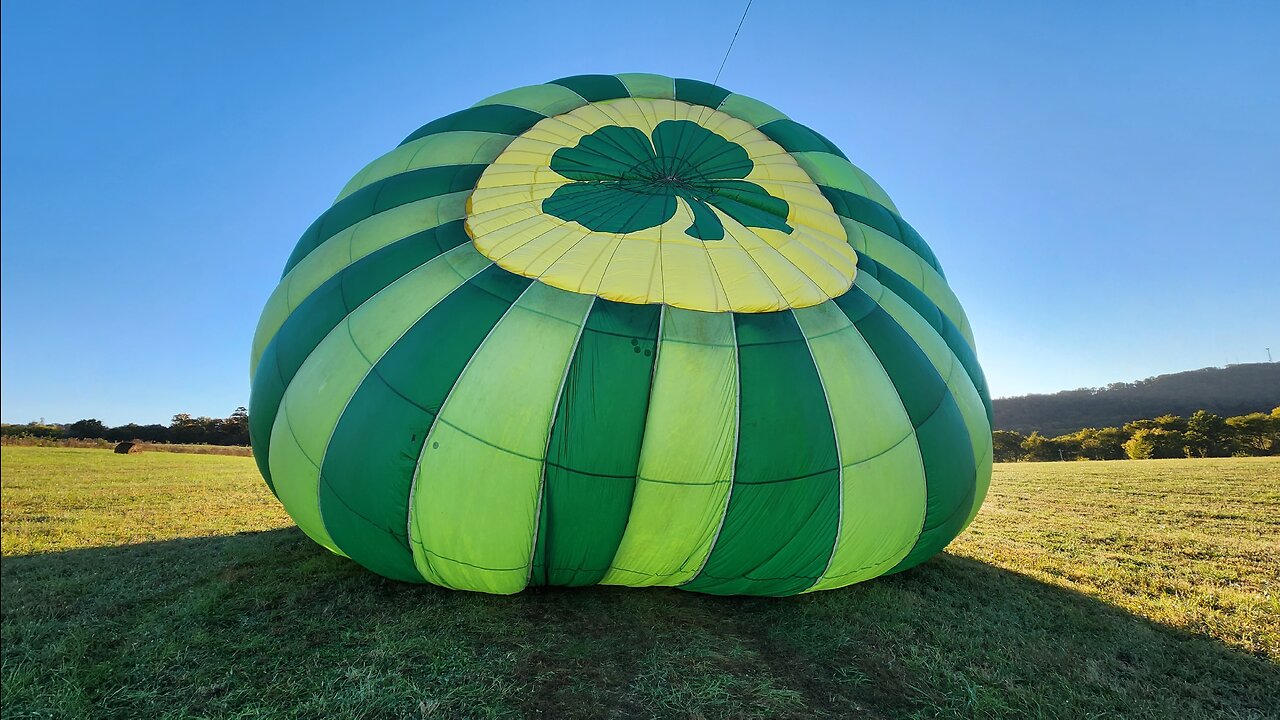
left=2, top=447, right=1277, bottom=719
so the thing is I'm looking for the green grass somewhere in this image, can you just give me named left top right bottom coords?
left=2, top=447, right=1277, bottom=719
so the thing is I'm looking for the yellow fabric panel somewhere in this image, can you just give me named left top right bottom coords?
left=603, top=308, right=737, bottom=587
left=465, top=99, right=856, bottom=313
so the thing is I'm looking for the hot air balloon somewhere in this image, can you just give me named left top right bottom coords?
left=249, top=74, right=992, bottom=596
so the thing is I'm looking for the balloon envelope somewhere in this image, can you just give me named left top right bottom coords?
left=249, top=74, right=993, bottom=596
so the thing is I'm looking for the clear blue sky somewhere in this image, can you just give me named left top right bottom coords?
left=2, top=1, right=1277, bottom=425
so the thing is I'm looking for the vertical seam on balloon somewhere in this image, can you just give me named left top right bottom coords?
left=833, top=291, right=930, bottom=574
left=403, top=275, right=534, bottom=589
left=679, top=312, right=740, bottom=587
left=598, top=302, right=666, bottom=583
left=315, top=256, right=493, bottom=563
left=271, top=245, right=483, bottom=548
left=303, top=250, right=491, bottom=578
left=524, top=294, right=597, bottom=588
left=797, top=307, right=845, bottom=592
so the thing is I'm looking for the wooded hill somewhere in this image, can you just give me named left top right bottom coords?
left=993, top=363, right=1280, bottom=436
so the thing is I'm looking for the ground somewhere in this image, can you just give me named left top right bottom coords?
left=1, top=447, right=1277, bottom=719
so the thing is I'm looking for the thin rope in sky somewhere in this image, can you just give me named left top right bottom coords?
left=713, top=0, right=754, bottom=85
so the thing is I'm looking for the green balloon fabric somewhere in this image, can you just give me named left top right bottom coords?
left=249, top=74, right=993, bottom=596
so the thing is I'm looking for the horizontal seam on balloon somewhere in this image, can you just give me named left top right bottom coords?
left=634, top=475, right=733, bottom=487
left=839, top=430, right=918, bottom=470
left=416, top=546, right=528, bottom=572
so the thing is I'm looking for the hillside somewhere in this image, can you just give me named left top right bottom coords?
left=993, top=362, right=1280, bottom=436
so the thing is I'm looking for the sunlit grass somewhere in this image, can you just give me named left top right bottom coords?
left=2, top=447, right=1277, bottom=719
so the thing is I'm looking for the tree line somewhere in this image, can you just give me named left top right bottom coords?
left=1, top=408, right=249, bottom=446
left=993, top=407, right=1280, bottom=462
left=6, top=405, right=1279, bottom=460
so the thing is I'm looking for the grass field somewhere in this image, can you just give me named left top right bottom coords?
left=2, top=447, right=1277, bottom=719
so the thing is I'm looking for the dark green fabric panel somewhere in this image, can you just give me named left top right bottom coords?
left=317, top=266, right=532, bottom=582
left=249, top=342, right=285, bottom=496
left=673, top=78, right=732, bottom=109
left=283, top=164, right=486, bottom=276
left=531, top=301, right=661, bottom=587
left=550, top=75, right=631, bottom=102
left=757, top=119, right=849, bottom=160
left=399, top=104, right=544, bottom=146
left=249, top=221, right=472, bottom=498
left=819, top=186, right=943, bottom=276
left=683, top=311, right=840, bottom=596
left=832, top=287, right=977, bottom=574
left=856, top=253, right=992, bottom=424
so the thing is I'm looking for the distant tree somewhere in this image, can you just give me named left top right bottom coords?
left=1183, top=410, right=1231, bottom=458
left=1060, top=427, right=1128, bottom=460
left=1021, top=432, right=1064, bottom=462
left=1225, top=408, right=1280, bottom=455
left=1124, top=428, right=1184, bottom=459
left=104, top=423, right=171, bottom=443
left=218, top=407, right=250, bottom=445
left=1, top=422, right=64, bottom=439
left=991, top=430, right=1024, bottom=462
left=66, top=419, right=108, bottom=439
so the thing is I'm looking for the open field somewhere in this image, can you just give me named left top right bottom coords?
left=1, top=437, right=253, bottom=456
left=2, top=447, right=1277, bottom=719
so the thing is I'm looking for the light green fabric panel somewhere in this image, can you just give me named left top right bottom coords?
left=792, top=152, right=898, bottom=213
left=848, top=163, right=899, bottom=214
left=717, top=94, right=787, bottom=127
left=410, top=283, right=594, bottom=594
left=250, top=191, right=470, bottom=374
left=807, top=437, right=923, bottom=590
left=792, top=152, right=872, bottom=198
left=793, top=302, right=925, bottom=592
left=472, top=84, right=586, bottom=116
left=602, top=308, right=737, bottom=587
left=268, top=245, right=490, bottom=554
left=268, top=406, right=345, bottom=555
left=845, top=219, right=975, bottom=348
left=857, top=273, right=991, bottom=496
left=615, top=73, right=675, bottom=99
left=336, top=132, right=515, bottom=202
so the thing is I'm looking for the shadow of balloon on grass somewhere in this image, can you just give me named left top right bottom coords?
left=2, top=528, right=1276, bottom=720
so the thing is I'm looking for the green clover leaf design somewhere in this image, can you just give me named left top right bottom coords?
left=541, top=120, right=793, bottom=241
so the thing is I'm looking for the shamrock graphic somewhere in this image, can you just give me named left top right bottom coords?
left=541, top=120, right=793, bottom=241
